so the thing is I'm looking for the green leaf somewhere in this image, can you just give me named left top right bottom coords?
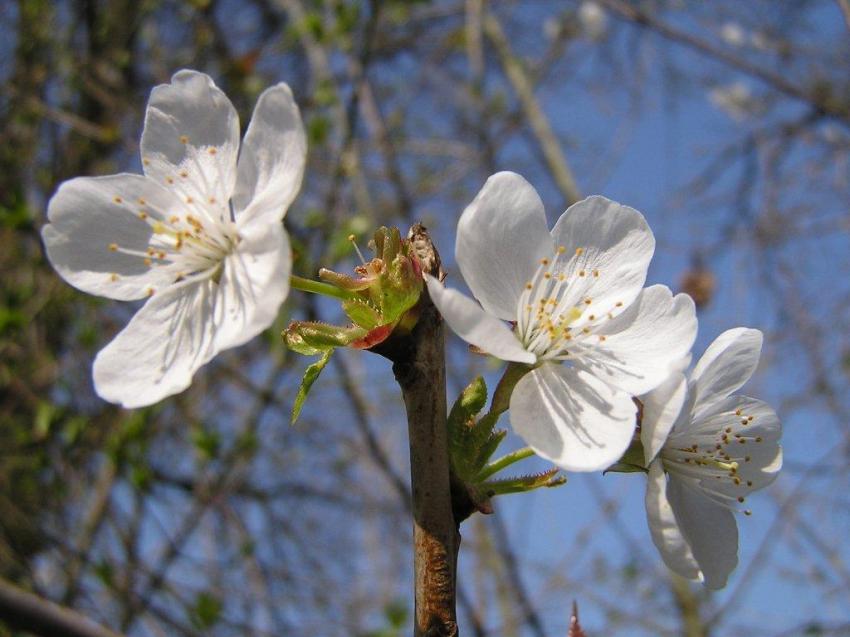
left=291, top=349, right=334, bottom=425
left=191, top=592, right=223, bottom=630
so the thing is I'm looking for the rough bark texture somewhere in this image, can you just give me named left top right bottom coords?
left=374, top=224, right=458, bottom=637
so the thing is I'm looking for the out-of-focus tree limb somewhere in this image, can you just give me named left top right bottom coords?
left=0, top=577, right=126, bottom=637
left=597, top=0, right=850, bottom=125
left=483, top=11, right=583, bottom=206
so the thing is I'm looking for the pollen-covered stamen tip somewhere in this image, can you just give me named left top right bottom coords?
left=105, top=188, right=239, bottom=286
left=516, top=245, right=588, bottom=359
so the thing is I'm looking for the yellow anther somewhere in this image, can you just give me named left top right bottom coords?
left=584, top=298, right=592, bottom=304
left=582, top=327, right=590, bottom=334
left=558, top=274, right=566, bottom=281
left=526, top=283, right=533, bottom=290
left=143, top=158, right=150, bottom=166
left=109, top=273, right=119, bottom=282
left=179, top=170, right=188, bottom=178
left=186, top=196, right=194, bottom=204
left=544, top=272, right=552, bottom=279
left=575, top=247, right=584, bottom=256
left=557, top=246, right=566, bottom=254
left=598, top=335, right=606, bottom=342
left=179, top=135, right=189, bottom=144
left=588, top=314, right=596, bottom=320
left=579, top=270, right=586, bottom=277
left=615, top=301, right=623, bottom=307
left=592, top=269, right=599, bottom=277
left=146, top=288, right=155, bottom=296
left=735, top=408, right=743, bottom=416
left=166, top=177, right=174, bottom=184
left=170, top=215, right=180, bottom=223
left=108, top=243, right=118, bottom=252
left=152, top=222, right=166, bottom=234
left=541, top=258, right=550, bottom=265
left=208, top=147, right=217, bottom=155
left=138, top=211, right=148, bottom=220
left=113, top=196, right=123, bottom=204
left=144, top=258, right=152, bottom=266
left=209, top=197, right=216, bottom=204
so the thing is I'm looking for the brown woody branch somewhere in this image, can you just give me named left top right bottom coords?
left=0, top=577, right=126, bottom=637
left=373, top=224, right=458, bottom=637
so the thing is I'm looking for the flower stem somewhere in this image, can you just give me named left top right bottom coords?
left=476, top=446, right=535, bottom=481
left=488, top=361, right=533, bottom=418
left=290, top=275, right=357, bottom=301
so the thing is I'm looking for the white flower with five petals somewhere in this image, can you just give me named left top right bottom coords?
left=426, top=172, right=697, bottom=472
left=642, top=328, right=782, bottom=589
left=42, top=70, right=306, bottom=408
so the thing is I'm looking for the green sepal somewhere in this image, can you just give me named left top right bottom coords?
left=470, top=429, right=507, bottom=476
left=447, top=376, right=488, bottom=431
left=284, top=321, right=365, bottom=355
left=291, top=349, right=334, bottom=425
left=603, top=438, right=647, bottom=474
left=447, top=376, right=490, bottom=481
left=478, top=468, right=566, bottom=496
left=603, top=462, right=648, bottom=474
left=342, top=298, right=382, bottom=329
left=378, top=253, right=422, bottom=323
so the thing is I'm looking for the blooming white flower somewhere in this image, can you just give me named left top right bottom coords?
left=42, top=70, right=306, bottom=408
left=426, top=172, right=697, bottom=472
left=642, top=328, right=782, bottom=589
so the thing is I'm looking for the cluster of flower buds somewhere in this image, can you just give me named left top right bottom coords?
left=285, top=226, right=423, bottom=355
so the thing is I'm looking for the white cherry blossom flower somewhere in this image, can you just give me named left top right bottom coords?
left=42, top=70, right=306, bottom=408
left=426, top=171, right=697, bottom=472
left=643, top=328, right=782, bottom=589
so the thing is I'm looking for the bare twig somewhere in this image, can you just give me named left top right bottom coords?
left=0, top=577, right=126, bottom=637
left=374, top=225, right=457, bottom=637
left=597, top=0, right=850, bottom=124
left=483, top=11, right=582, bottom=206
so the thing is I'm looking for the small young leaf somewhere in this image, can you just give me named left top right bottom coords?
left=291, top=349, right=334, bottom=425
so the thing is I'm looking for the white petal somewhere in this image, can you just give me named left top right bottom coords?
left=42, top=175, right=182, bottom=300
left=140, top=70, right=239, bottom=202
left=577, top=287, right=697, bottom=395
left=213, top=222, right=291, bottom=351
left=509, top=364, right=637, bottom=472
left=645, top=461, right=701, bottom=581
left=455, top=172, right=553, bottom=321
left=93, top=224, right=290, bottom=408
left=548, top=195, right=654, bottom=316
left=233, top=83, right=307, bottom=229
left=93, top=283, right=216, bottom=407
left=690, top=328, right=763, bottom=414
left=668, top=476, right=739, bottom=589
left=425, top=275, right=535, bottom=364
left=641, top=371, right=687, bottom=466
